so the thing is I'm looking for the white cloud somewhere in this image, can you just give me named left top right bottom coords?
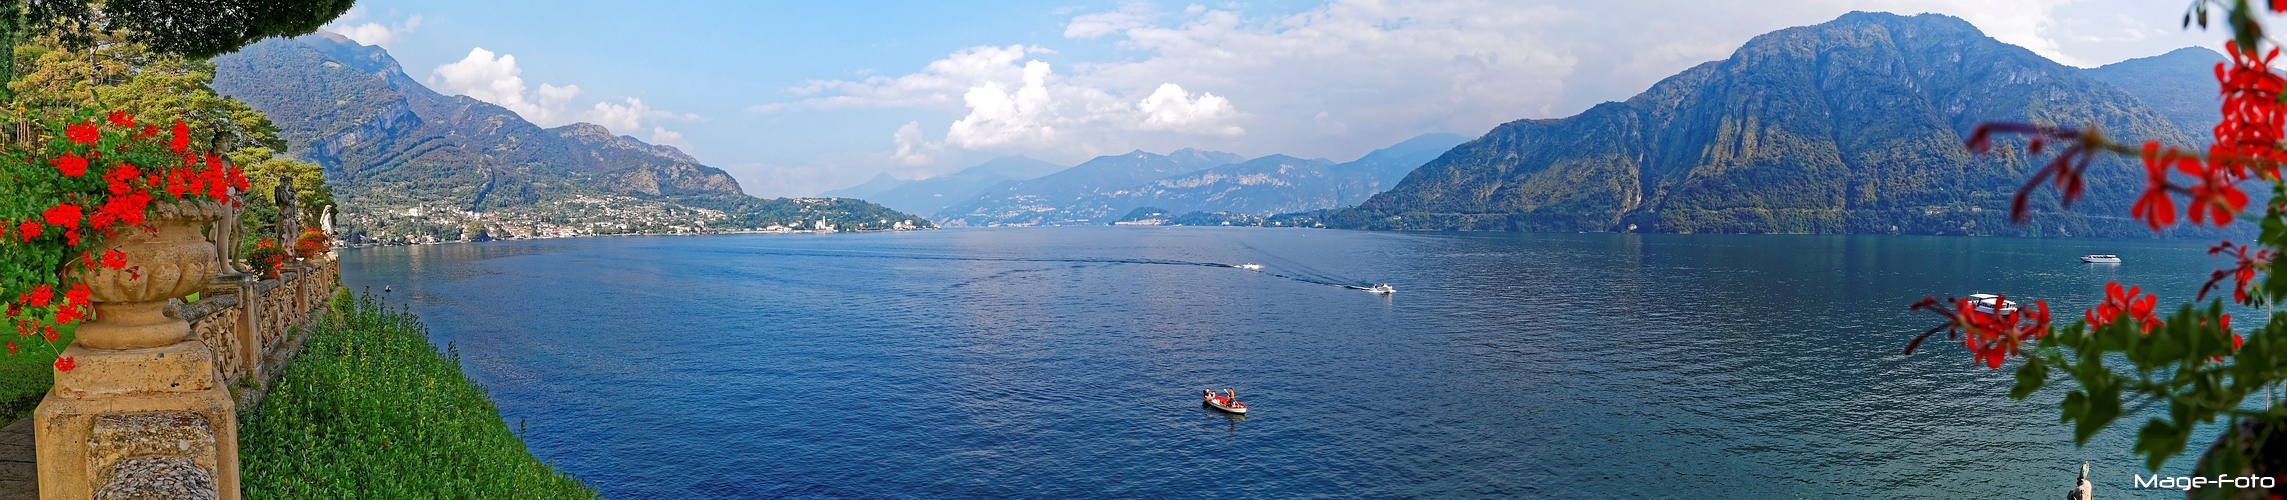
left=1136, top=83, right=1241, bottom=136
left=650, top=126, right=690, bottom=149
left=591, top=97, right=677, bottom=133
left=945, top=60, right=1061, bottom=149
left=724, top=0, right=2225, bottom=196
left=430, top=50, right=692, bottom=137
left=1065, top=2, right=1155, bottom=38
left=891, top=121, right=936, bottom=166
left=431, top=48, right=570, bottom=124
left=327, top=9, right=421, bottom=49
left=759, top=43, right=1252, bottom=163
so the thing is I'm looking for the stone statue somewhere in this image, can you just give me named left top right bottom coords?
left=274, top=176, right=299, bottom=241
left=2066, top=462, right=2091, bottom=499
left=320, top=206, right=334, bottom=235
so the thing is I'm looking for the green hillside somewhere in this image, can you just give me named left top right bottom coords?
left=1324, top=12, right=2218, bottom=238
left=211, top=32, right=929, bottom=243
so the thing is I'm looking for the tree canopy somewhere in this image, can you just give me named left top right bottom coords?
left=23, top=0, right=354, bottom=59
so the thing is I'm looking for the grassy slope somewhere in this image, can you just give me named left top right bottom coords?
left=238, top=291, right=595, bottom=498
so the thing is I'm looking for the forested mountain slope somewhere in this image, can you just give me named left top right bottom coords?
left=1324, top=12, right=2203, bottom=237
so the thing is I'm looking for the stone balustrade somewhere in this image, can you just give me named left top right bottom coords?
left=29, top=254, right=341, bottom=500
left=178, top=256, right=341, bottom=394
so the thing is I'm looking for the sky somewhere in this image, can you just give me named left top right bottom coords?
left=321, top=0, right=2223, bottom=198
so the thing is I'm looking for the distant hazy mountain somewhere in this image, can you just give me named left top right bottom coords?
left=1328, top=133, right=1469, bottom=188
left=821, top=173, right=908, bottom=199
left=2083, top=46, right=2225, bottom=142
left=1096, top=154, right=1348, bottom=216
left=211, top=31, right=928, bottom=242
left=936, top=148, right=1243, bottom=226
left=1324, top=12, right=2197, bottom=237
left=860, top=156, right=1066, bottom=216
left=934, top=133, right=1468, bottom=226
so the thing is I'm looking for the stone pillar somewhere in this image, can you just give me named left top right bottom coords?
left=229, top=275, right=259, bottom=385
left=36, top=201, right=238, bottom=500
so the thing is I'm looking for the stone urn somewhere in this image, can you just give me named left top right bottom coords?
left=73, top=201, right=224, bottom=350
left=36, top=200, right=239, bottom=500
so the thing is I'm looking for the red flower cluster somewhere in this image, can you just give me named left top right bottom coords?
left=2203, top=241, right=2275, bottom=304
left=248, top=238, right=287, bottom=279
left=64, top=122, right=98, bottom=146
left=168, top=121, right=187, bottom=152
left=51, top=152, right=84, bottom=177
left=1907, top=295, right=2054, bottom=369
left=2087, top=282, right=2163, bottom=334
left=2, top=110, right=249, bottom=373
left=293, top=228, right=329, bottom=259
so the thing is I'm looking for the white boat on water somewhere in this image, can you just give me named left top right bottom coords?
left=1202, top=389, right=1247, bottom=414
left=2080, top=254, right=2122, bottom=264
left=1966, top=293, right=2019, bottom=315
left=1366, top=283, right=1395, bottom=295
left=1238, top=263, right=1263, bottom=271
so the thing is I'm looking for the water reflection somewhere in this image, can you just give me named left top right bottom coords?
left=1200, top=404, right=1246, bottom=432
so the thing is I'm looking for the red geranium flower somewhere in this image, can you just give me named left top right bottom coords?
left=64, top=122, right=98, bottom=145
left=14, top=221, right=36, bottom=242
left=40, top=204, right=81, bottom=231
left=51, top=151, right=86, bottom=177
left=19, top=286, right=52, bottom=307
left=169, top=121, right=188, bottom=152
left=104, top=111, right=133, bottom=127
left=2087, top=282, right=2163, bottom=334
left=2132, top=143, right=2183, bottom=231
left=53, top=356, right=73, bottom=372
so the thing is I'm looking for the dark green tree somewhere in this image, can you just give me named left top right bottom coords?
left=0, top=0, right=354, bottom=97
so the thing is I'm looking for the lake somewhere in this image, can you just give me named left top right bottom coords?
left=338, top=227, right=2238, bottom=498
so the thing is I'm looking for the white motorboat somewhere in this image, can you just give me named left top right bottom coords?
left=1238, top=263, right=1263, bottom=271
left=2080, top=254, right=2122, bottom=264
left=1965, top=293, right=2019, bottom=315
left=1366, top=283, right=1395, bottom=295
left=1202, top=389, right=1247, bottom=414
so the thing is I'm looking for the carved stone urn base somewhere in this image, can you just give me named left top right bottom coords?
left=34, top=341, right=238, bottom=500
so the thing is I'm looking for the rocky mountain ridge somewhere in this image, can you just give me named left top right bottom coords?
left=1321, top=12, right=2207, bottom=237
left=211, top=31, right=926, bottom=242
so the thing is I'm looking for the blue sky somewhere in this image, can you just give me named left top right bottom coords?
left=326, top=0, right=2219, bottom=197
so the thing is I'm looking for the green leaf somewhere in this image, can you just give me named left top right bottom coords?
left=2078, top=387, right=2122, bottom=445
left=2135, top=418, right=2187, bottom=472
left=2011, top=355, right=2048, bottom=399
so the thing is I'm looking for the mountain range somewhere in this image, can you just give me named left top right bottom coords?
left=1319, top=12, right=2217, bottom=237
left=929, top=133, right=1467, bottom=226
left=824, top=156, right=1069, bottom=217
left=211, top=31, right=929, bottom=243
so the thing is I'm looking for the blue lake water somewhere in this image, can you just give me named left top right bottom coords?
left=339, top=227, right=2245, bottom=498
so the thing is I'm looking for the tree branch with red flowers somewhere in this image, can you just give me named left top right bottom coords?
left=1905, top=0, right=2287, bottom=478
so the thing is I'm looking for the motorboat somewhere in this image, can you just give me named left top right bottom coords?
left=1238, top=263, right=1263, bottom=271
left=1965, top=293, right=2019, bottom=315
left=1366, top=283, right=1395, bottom=295
left=1202, top=389, right=1247, bottom=414
left=2080, top=254, right=2122, bottom=264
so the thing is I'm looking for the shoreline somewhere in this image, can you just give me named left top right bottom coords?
left=335, top=226, right=938, bottom=249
